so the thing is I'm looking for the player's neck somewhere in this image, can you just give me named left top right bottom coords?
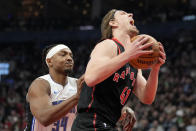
left=49, top=70, right=67, bottom=86
left=113, top=30, right=130, bottom=46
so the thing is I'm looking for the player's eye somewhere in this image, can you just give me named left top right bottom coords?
left=60, top=53, right=66, bottom=56
left=121, top=12, right=126, bottom=15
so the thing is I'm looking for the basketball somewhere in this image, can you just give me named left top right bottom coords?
left=129, top=34, right=160, bottom=69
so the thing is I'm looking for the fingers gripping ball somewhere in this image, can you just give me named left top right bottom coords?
left=130, top=34, right=160, bottom=69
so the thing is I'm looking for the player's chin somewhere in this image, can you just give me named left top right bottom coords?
left=130, top=28, right=139, bottom=36
left=64, top=68, right=73, bottom=74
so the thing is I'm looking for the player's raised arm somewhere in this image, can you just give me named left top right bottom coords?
left=85, top=36, right=152, bottom=87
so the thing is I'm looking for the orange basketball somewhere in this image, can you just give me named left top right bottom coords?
left=129, top=34, right=160, bottom=69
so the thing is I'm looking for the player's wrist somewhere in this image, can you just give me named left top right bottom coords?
left=72, top=94, right=80, bottom=102
left=151, top=65, right=160, bottom=70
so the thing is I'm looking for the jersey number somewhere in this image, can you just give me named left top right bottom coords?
left=120, top=86, right=131, bottom=105
left=52, top=116, right=68, bottom=131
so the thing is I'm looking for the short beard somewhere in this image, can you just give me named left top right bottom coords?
left=64, top=69, right=73, bottom=75
left=129, top=29, right=139, bottom=37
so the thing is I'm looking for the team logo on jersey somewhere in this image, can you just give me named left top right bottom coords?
left=112, top=67, right=136, bottom=105
left=113, top=67, right=135, bottom=83
left=54, top=91, right=60, bottom=94
left=120, top=86, right=131, bottom=105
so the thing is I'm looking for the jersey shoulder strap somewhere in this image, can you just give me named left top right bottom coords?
left=112, top=38, right=125, bottom=54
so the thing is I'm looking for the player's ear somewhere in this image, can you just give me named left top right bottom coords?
left=109, top=19, right=118, bottom=27
left=46, top=58, right=53, bottom=67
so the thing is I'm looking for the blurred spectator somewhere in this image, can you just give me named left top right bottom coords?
left=0, top=0, right=195, bottom=32
left=0, top=37, right=195, bottom=130
left=186, top=117, right=196, bottom=131
left=0, top=12, right=196, bottom=131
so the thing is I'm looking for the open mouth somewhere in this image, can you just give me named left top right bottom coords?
left=130, top=20, right=134, bottom=26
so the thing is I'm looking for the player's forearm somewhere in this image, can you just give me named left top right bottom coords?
left=37, top=95, right=78, bottom=126
left=143, top=67, right=160, bottom=104
left=85, top=52, right=131, bottom=87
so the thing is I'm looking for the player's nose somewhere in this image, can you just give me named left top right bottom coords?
left=66, top=55, right=73, bottom=62
left=128, top=13, right=133, bottom=17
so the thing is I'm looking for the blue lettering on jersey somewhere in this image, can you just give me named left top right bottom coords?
left=51, top=100, right=75, bottom=131
left=52, top=100, right=63, bottom=105
left=52, top=116, right=68, bottom=131
left=52, top=100, right=76, bottom=113
left=52, top=120, right=60, bottom=131
left=69, top=107, right=76, bottom=113
left=54, top=91, right=60, bottom=94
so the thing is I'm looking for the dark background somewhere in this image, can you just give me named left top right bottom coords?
left=0, top=0, right=196, bottom=130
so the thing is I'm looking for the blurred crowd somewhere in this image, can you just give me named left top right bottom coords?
left=0, top=0, right=195, bottom=32
left=132, top=30, right=196, bottom=131
left=0, top=28, right=196, bottom=131
left=0, top=1, right=196, bottom=130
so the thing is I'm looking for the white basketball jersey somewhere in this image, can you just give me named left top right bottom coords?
left=30, top=74, right=77, bottom=131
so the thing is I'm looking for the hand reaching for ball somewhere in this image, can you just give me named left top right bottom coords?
left=128, top=34, right=163, bottom=69
left=125, top=35, right=154, bottom=61
left=152, top=42, right=166, bottom=69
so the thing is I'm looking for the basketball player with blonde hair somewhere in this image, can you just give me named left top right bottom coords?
left=25, top=44, right=84, bottom=131
left=71, top=9, right=166, bottom=131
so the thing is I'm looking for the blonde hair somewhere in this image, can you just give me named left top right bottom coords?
left=101, top=9, right=117, bottom=40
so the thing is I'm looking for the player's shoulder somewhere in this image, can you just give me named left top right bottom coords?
left=96, top=39, right=117, bottom=48
left=28, top=75, right=50, bottom=93
left=33, top=74, right=50, bottom=85
left=68, top=76, right=78, bottom=87
left=68, top=76, right=78, bottom=81
left=38, top=74, right=53, bottom=83
left=27, top=77, right=51, bottom=102
left=35, top=74, right=52, bottom=85
left=91, top=39, right=117, bottom=56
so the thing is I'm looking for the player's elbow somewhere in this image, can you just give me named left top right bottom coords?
left=37, top=114, right=53, bottom=126
left=84, top=74, right=97, bottom=87
left=40, top=121, right=50, bottom=127
left=141, top=98, right=154, bottom=105
left=39, top=117, right=51, bottom=126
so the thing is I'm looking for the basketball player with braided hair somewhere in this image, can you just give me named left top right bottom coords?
left=25, top=44, right=84, bottom=131
left=71, top=9, right=166, bottom=131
